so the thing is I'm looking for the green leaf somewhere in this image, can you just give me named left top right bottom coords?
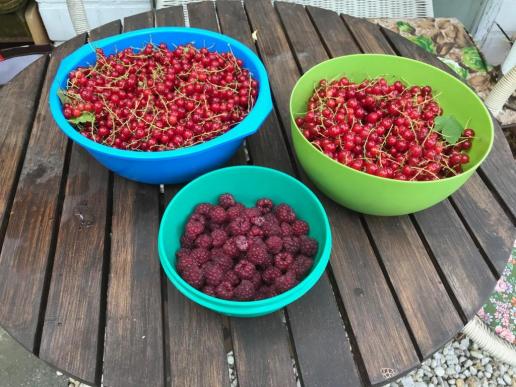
left=396, top=21, right=415, bottom=34
left=439, top=57, right=469, bottom=79
left=68, top=111, right=95, bottom=125
left=407, top=35, right=436, bottom=54
left=434, top=115, right=463, bottom=145
left=462, top=46, right=487, bottom=72
left=57, top=89, right=72, bottom=104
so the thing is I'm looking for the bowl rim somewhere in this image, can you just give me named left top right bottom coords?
left=48, top=26, right=272, bottom=160
left=157, top=165, right=332, bottom=310
left=289, top=53, right=495, bottom=185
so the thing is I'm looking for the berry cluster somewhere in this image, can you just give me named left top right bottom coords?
left=296, top=76, right=475, bottom=181
left=176, top=194, right=318, bottom=301
left=60, top=43, right=258, bottom=151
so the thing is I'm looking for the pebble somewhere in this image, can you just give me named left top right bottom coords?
left=385, top=333, right=516, bottom=387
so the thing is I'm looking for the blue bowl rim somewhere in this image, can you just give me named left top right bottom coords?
left=49, top=26, right=272, bottom=160
left=157, top=165, right=333, bottom=311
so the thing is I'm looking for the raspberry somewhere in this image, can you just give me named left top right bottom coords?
left=234, top=280, right=256, bottom=300
left=280, top=222, right=293, bottom=237
left=222, top=238, right=239, bottom=258
left=249, top=225, right=264, bottom=237
left=228, top=217, right=251, bottom=236
left=208, top=222, right=223, bottom=231
left=180, top=235, right=195, bottom=249
left=195, top=234, right=213, bottom=249
left=189, top=213, right=207, bottom=225
left=274, top=273, right=298, bottom=294
left=176, top=248, right=191, bottom=260
left=211, top=229, right=228, bottom=247
left=204, top=263, right=225, bottom=286
left=234, top=235, right=249, bottom=251
left=218, top=193, right=236, bottom=209
left=234, top=259, right=256, bottom=280
left=274, top=203, right=296, bottom=223
left=263, top=213, right=279, bottom=224
left=262, top=266, right=282, bottom=284
left=223, top=270, right=240, bottom=286
left=255, top=285, right=276, bottom=300
left=265, top=236, right=283, bottom=254
left=185, top=220, right=204, bottom=239
left=292, top=255, right=314, bottom=280
left=191, top=247, right=210, bottom=265
left=299, top=236, right=318, bottom=257
left=195, top=203, right=212, bottom=215
left=282, top=236, right=300, bottom=254
left=209, top=205, right=227, bottom=224
left=292, top=220, right=309, bottom=236
left=251, top=216, right=265, bottom=226
left=182, top=266, right=205, bottom=289
left=226, top=204, right=245, bottom=220
left=250, top=271, right=263, bottom=290
left=215, top=281, right=234, bottom=300
left=211, top=249, right=233, bottom=271
left=256, top=198, right=273, bottom=214
left=202, top=285, right=216, bottom=297
left=244, top=207, right=261, bottom=219
left=274, top=252, right=294, bottom=271
left=262, top=221, right=282, bottom=237
left=176, top=254, right=197, bottom=274
left=246, top=243, right=269, bottom=265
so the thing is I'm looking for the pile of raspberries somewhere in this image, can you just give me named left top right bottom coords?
left=175, top=193, right=318, bottom=301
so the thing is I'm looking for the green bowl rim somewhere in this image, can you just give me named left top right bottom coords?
left=289, top=53, right=494, bottom=185
left=158, top=165, right=332, bottom=309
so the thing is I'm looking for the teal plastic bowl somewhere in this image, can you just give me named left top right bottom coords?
left=158, top=166, right=332, bottom=317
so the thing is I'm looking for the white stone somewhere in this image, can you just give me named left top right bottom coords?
left=435, top=367, right=445, bottom=377
left=497, top=377, right=506, bottom=385
left=470, top=367, right=477, bottom=376
left=401, top=376, right=415, bottom=387
left=464, top=370, right=471, bottom=377
left=502, top=375, right=512, bottom=384
left=414, top=383, right=426, bottom=387
left=481, top=357, right=490, bottom=366
left=464, top=359, right=473, bottom=368
left=470, top=351, right=483, bottom=359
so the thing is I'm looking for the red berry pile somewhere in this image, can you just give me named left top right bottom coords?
left=176, top=194, right=318, bottom=301
left=59, top=43, right=258, bottom=151
left=296, top=77, right=475, bottom=181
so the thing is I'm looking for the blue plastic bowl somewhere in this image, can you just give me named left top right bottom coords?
left=158, top=166, right=332, bottom=317
left=49, top=27, right=273, bottom=184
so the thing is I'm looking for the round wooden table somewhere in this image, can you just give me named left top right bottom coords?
left=0, top=2, right=515, bottom=386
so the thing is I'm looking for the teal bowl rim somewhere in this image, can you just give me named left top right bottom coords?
left=158, top=165, right=332, bottom=315
left=289, top=53, right=494, bottom=185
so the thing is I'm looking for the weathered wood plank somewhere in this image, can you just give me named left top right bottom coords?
left=334, top=14, right=467, bottom=357
left=102, top=14, right=164, bottom=387
left=452, top=174, right=516, bottom=275
left=307, top=6, right=360, bottom=56
left=190, top=4, right=296, bottom=386
left=155, top=5, right=185, bottom=27
left=260, top=2, right=420, bottom=384
left=0, top=34, right=86, bottom=351
left=342, top=14, right=395, bottom=54
left=382, top=27, right=516, bottom=221
left=414, top=201, right=496, bottom=319
left=38, top=21, right=119, bottom=385
left=0, top=55, right=48, bottom=240
left=158, top=6, right=229, bottom=387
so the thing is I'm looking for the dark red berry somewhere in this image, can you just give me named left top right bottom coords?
left=282, top=236, right=300, bottom=254
left=234, top=259, right=256, bottom=280
left=274, top=252, right=294, bottom=271
left=292, top=220, right=309, bottom=236
left=222, top=238, right=239, bottom=258
left=183, top=266, right=204, bottom=289
left=191, top=248, right=210, bottom=265
left=292, top=255, right=314, bottom=280
left=265, top=236, right=283, bottom=254
left=202, top=285, right=216, bottom=297
left=209, top=205, right=227, bottom=224
left=274, top=273, right=298, bottom=293
left=215, top=281, right=234, bottom=300
left=256, top=198, right=273, bottom=214
left=262, top=266, right=282, bottom=284
left=299, top=236, right=318, bottom=257
left=211, top=229, right=228, bottom=247
left=228, top=216, right=251, bottom=236
left=234, top=280, right=256, bottom=300
left=204, top=263, right=225, bottom=286
left=275, top=203, right=296, bottom=223
left=185, top=220, right=204, bottom=239
left=195, top=234, right=212, bottom=249
left=223, top=270, right=240, bottom=286
left=246, top=243, right=269, bottom=265
left=218, top=193, right=236, bottom=209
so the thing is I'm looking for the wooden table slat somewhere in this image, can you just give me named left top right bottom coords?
left=156, top=6, right=230, bottom=386
left=261, top=2, right=421, bottom=384
left=155, top=5, right=185, bottom=27
left=0, top=55, right=48, bottom=241
left=0, top=34, right=86, bottom=351
left=37, top=21, right=120, bottom=385
left=342, top=14, right=395, bottom=55
left=381, top=27, right=516, bottom=221
left=452, top=174, right=516, bottom=275
left=101, top=14, right=164, bottom=387
left=189, top=4, right=297, bottom=386
left=414, top=201, right=497, bottom=319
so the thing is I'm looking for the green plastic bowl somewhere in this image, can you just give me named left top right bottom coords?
left=158, top=166, right=332, bottom=317
left=290, top=54, right=494, bottom=216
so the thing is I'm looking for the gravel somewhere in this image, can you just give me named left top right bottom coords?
left=387, top=335, right=516, bottom=387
